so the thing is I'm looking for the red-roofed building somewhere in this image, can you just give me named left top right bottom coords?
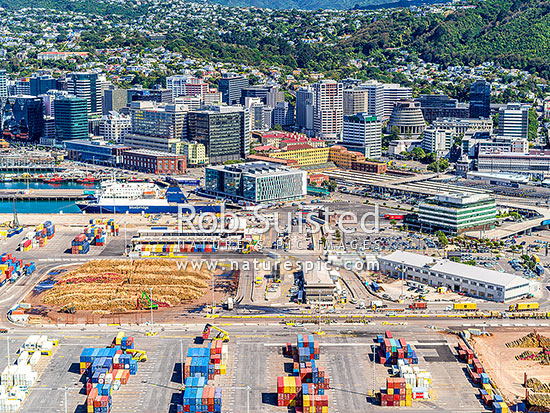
left=285, top=143, right=314, bottom=151
left=308, top=173, right=329, bottom=185
left=253, top=145, right=278, bottom=152
left=246, top=154, right=298, bottom=166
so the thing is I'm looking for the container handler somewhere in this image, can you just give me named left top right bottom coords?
left=202, top=323, right=230, bottom=342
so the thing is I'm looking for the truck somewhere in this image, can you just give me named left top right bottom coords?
left=535, top=264, right=545, bottom=276
left=533, top=254, right=541, bottom=264
left=370, top=300, right=383, bottom=309
left=225, top=297, right=234, bottom=311
left=409, top=302, right=427, bottom=310
left=509, top=302, right=539, bottom=311
left=453, top=303, right=477, bottom=311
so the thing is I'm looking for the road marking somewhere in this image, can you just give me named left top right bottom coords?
left=63, top=335, right=100, bottom=339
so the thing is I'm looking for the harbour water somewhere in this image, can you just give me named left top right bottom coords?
left=0, top=181, right=98, bottom=214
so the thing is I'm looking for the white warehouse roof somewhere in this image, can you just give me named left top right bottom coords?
left=380, top=251, right=529, bottom=290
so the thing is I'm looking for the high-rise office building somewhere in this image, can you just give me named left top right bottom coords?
left=15, top=78, right=31, bottom=96
left=342, top=113, right=382, bottom=159
left=244, top=97, right=265, bottom=131
left=382, top=83, right=413, bottom=117
left=166, top=75, right=209, bottom=100
left=68, top=72, right=99, bottom=115
left=39, top=90, right=69, bottom=117
left=421, top=127, right=454, bottom=156
left=469, top=80, right=491, bottom=118
left=313, top=80, right=343, bottom=142
left=124, top=101, right=189, bottom=152
left=240, top=85, right=284, bottom=107
left=188, top=106, right=250, bottom=163
left=272, top=101, right=294, bottom=127
left=103, top=87, right=128, bottom=115
left=100, top=111, right=131, bottom=143
left=414, top=94, right=469, bottom=123
left=361, top=81, right=385, bottom=118
left=3, top=96, right=44, bottom=141
left=29, top=75, right=57, bottom=97
left=497, top=103, right=530, bottom=140
left=0, top=70, right=7, bottom=99
left=218, top=73, right=249, bottom=105
left=54, top=95, right=88, bottom=141
left=343, top=87, right=368, bottom=116
left=127, top=87, right=172, bottom=104
left=296, top=87, right=314, bottom=131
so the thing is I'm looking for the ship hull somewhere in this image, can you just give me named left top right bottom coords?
left=76, top=203, right=221, bottom=214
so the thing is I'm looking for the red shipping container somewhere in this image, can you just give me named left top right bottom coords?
left=385, top=330, right=393, bottom=339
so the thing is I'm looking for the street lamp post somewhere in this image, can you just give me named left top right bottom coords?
left=150, top=287, right=153, bottom=329
left=180, top=339, right=184, bottom=388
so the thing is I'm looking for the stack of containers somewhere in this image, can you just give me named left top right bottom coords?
left=34, top=221, right=54, bottom=248
left=377, top=331, right=418, bottom=365
left=380, top=377, right=412, bottom=407
left=277, top=377, right=302, bottom=407
left=493, top=401, right=509, bottom=413
left=106, top=219, right=119, bottom=236
left=80, top=333, right=139, bottom=413
left=72, top=234, right=90, bottom=255
left=24, top=262, right=35, bottom=276
left=180, top=386, right=222, bottom=413
left=183, top=343, right=227, bottom=380
left=378, top=331, right=431, bottom=406
left=179, top=342, right=226, bottom=413
left=85, top=225, right=105, bottom=247
left=278, top=335, right=330, bottom=411
left=302, top=383, right=329, bottom=413
left=457, top=341, right=474, bottom=364
left=0, top=253, right=25, bottom=284
left=43, top=221, right=55, bottom=239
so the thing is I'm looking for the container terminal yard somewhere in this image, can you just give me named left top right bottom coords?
left=0, top=168, right=550, bottom=412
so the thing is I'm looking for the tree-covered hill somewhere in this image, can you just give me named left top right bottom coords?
left=341, top=0, right=550, bottom=78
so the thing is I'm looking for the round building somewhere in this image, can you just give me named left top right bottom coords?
left=387, top=99, right=426, bottom=138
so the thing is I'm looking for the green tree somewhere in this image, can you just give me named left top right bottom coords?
left=435, top=230, right=449, bottom=247
left=528, top=108, right=539, bottom=142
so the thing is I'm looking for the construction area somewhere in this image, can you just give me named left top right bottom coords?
left=22, top=259, right=237, bottom=323
left=471, top=328, right=550, bottom=409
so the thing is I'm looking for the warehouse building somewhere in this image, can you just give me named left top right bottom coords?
left=378, top=251, right=539, bottom=302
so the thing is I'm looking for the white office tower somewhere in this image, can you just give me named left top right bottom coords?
left=313, top=80, right=343, bottom=143
left=382, top=83, right=413, bottom=117
left=0, top=70, right=7, bottom=98
left=497, top=103, right=529, bottom=140
left=421, top=127, right=454, bottom=156
left=100, top=111, right=131, bottom=143
left=166, top=75, right=209, bottom=101
left=342, top=113, right=383, bottom=159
